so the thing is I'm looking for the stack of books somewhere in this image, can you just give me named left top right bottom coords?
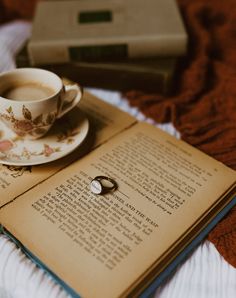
left=24, top=0, right=188, bottom=92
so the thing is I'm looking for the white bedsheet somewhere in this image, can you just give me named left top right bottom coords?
left=0, top=20, right=235, bottom=298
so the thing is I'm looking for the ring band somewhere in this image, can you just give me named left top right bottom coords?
left=90, top=176, right=118, bottom=195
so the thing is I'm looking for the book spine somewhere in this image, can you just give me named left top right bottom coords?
left=28, top=42, right=69, bottom=65
left=128, top=35, right=187, bottom=58
left=28, top=35, right=186, bottom=65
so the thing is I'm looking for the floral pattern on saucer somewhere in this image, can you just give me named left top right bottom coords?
left=0, top=140, right=61, bottom=161
left=0, top=108, right=89, bottom=166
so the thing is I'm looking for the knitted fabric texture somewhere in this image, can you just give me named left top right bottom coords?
left=125, top=0, right=236, bottom=267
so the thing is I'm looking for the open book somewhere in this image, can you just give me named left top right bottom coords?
left=0, top=91, right=235, bottom=298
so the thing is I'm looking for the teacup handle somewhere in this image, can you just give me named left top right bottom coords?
left=57, top=84, right=83, bottom=119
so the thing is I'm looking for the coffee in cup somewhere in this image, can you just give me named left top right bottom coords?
left=2, top=81, right=55, bottom=101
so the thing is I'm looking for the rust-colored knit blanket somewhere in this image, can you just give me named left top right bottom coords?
left=125, top=0, right=236, bottom=267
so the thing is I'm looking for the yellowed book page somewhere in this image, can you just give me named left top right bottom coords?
left=0, top=122, right=235, bottom=298
left=0, top=91, right=136, bottom=207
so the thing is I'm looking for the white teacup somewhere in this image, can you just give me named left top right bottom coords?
left=0, top=68, right=82, bottom=139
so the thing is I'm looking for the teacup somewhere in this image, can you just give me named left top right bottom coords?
left=0, top=68, right=82, bottom=139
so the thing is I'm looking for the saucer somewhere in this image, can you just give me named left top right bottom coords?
left=0, top=108, right=89, bottom=166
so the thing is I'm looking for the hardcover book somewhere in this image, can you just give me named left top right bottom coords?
left=0, top=92, right=235, bottom=297
left=16, top=44, right=177, bottom=93
left=45, top=58, right=177, bottom=93
left=27, top=0, right=187, bottom=65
